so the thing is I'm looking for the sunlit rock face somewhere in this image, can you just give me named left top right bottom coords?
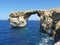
left=9, top=12, right=27, bottom=27
left=39, top=8, right=60, bottom=35
left=39, top=10, right=53, bottom=35
left=38, top=8, right=60, bottom=43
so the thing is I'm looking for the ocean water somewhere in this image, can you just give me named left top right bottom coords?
left=0, top=20, right=54, bottom=45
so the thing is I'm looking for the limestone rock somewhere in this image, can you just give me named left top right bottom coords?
left=39, top=8, right=60, bottom=43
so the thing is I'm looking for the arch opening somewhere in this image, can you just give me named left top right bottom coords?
left=28, top=14, right=40, bottom=20
left=27, top=14, right=40, bottom=29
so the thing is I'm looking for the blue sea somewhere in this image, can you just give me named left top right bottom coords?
left=0, top=20, right=54, bottom=45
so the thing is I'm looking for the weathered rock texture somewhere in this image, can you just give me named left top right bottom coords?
left=9, top=8, right=60, bottom=44
left=39, top=8, right=60, bottom=43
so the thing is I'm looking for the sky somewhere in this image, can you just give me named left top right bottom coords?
left=0, top=0, right=60, bottom=20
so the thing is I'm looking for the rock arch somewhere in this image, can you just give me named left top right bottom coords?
left=9, top=8, right=60, bottom=42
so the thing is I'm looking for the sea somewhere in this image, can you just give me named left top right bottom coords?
left=0, top=20, right=54, bottom=45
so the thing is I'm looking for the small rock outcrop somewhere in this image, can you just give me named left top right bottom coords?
left=9, top=8, right=60, bottom=44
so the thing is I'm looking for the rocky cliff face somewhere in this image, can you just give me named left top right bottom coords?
left=9, top=8, right=60, bottom=44
left=39, top=8, right=60, bottom=43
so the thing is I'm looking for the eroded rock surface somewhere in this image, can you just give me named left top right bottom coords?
left=38, top=8, right=60, bottom=44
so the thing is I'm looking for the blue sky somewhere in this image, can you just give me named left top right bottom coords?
left=0, top=0, right=60, bottom=20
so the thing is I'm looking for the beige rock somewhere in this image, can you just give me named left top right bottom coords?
left=55, top=41, right=60, bottom=45
left=38, top=8, right=60, bottom=43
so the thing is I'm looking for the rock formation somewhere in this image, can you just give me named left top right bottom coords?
left=9, top=8, right=60, bottom=44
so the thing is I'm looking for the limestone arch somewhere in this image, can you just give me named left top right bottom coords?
left=9, top=10, right=40, bottom=27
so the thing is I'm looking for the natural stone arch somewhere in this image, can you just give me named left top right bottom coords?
left=9, top=8, right=60, bottom=44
